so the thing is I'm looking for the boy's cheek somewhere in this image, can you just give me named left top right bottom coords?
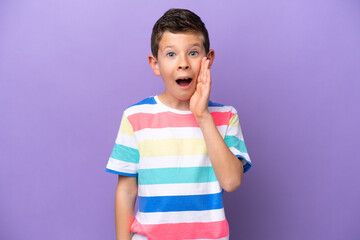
left=195, top=69, right=201, bottom=80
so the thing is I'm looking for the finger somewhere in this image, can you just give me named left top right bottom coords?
left=204, top=59, right=210, bottom=83
left=202, top=58, right=208, bottom=83
left=206, top=68, right=211, bottom=88
left=197, top=57, right=204, bottom=84
left=200, top=57, right=206, bottom=82
left=206, top=58, right=210, bottom=70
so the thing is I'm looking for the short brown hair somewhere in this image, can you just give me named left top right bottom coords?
left=151, top=8, right=210, bottom=59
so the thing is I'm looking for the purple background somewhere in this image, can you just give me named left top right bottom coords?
left=1, top=0, right=359, bottom=239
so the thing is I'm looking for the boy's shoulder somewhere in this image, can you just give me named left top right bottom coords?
left=122, top=96, right=157, bottom=117
left=130, top=96, right=157, bottom=107
left=208, top=100, right=238, bottom=115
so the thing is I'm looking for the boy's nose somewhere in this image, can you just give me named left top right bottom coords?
left=178, top=57, right=190, bottom=70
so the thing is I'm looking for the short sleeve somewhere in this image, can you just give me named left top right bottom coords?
left=105, top=114, right=139, bottom=177
left=224, top=108, right=252, bottom=173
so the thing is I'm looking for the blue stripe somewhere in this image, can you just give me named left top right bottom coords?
left=110, top=144, right=139, bottom=163
left=131, top=97, right=157, bottom=106
left=237, top=155, right=252, bottom=173
left=138, top=167, right=217, bottom=185
left=208, top=101, right=225, bottom=107
left=105, top=168, right=138, bottom=177
left=138, top=192, right=223, bottom=213
left=224, top=135, right=248, bottom=153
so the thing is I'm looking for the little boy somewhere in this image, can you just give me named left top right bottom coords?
left=106, top=8, right=252, bottom=240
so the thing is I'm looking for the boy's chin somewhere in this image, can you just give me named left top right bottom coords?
left=177, top=97, right=192, bottom=101
left=177, top=91, right=196, bottom=101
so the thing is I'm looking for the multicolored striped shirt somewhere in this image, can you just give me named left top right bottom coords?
left=106, top=96, right=252, bottom=240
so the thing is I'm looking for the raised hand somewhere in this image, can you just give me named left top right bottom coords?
left=190, top=57, right=211, bottom=119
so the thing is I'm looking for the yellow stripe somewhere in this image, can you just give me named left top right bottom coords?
left=119, top=115, right=135, bottom=137
left=138, top=138, right=207, bottom=157
left=228, top=114, right=240, bottom=128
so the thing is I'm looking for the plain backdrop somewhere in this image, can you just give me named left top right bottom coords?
left=1, top=0, right=359, bottom=239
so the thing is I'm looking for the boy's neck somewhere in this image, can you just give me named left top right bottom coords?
left=158, top=92, right=191, bottom=111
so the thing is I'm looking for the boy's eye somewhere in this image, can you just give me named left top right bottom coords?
left=167, top=52, right=175, bottom=57
left=189, top=51, right=198, bottom=56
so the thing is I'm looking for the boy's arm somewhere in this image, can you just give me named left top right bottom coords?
left=115, top=175, right=138, bottom=240
left=190, top=57, right=243, bottom=192
left=196, top=113, right=244, bottom=192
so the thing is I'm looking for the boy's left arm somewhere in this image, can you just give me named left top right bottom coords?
left=190, top=57, right=243, bottom=192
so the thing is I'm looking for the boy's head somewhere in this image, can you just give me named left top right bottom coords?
left=151, top=8, right=210, bottom=59
left=148, top=8, right=215, bottom=104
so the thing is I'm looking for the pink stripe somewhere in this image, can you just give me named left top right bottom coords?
left=128, top=111, right=234, bottom=132
left=131, top=218, right=229, bottom=240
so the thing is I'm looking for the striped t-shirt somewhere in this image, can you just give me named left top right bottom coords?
left=106, top=96, right=251, bottom=240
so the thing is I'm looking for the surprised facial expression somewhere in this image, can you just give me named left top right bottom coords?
left=151, top=31, right=207, bottom=102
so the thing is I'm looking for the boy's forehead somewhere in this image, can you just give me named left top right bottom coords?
left=159, top=31, right=204, bottom=49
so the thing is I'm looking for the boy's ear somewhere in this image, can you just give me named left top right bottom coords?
left=148, top=54, right=161, bottom=76
left=206, top=49, right=215, bottom=68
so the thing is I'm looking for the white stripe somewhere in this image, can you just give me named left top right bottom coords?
left=125, top=99, right=234, bottom=117
left=125, top=103, right=165, bottom=115
left=139, top=155, right=211, bottom=169
left=106, top=157, right=138, bottom=174
left=115, top=132, right=138, bottom=149
left=135, top=126, right=227, bottom=142
left=225, top=126, right=244, bottom=140
left=208, top=106, right=233, bottom=113
left=132, top=233, right=148, bottom=240
left=138, top=182, right=222, bottom=197
left=135, top=208, right=225, bottom=224
left=229, top=148, right=250, bottom=162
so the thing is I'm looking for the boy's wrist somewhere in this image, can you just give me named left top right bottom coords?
left=195, top=111, right=213, bottom=126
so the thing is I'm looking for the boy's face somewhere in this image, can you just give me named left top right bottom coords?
left=149, top=31, right=214, bottom=104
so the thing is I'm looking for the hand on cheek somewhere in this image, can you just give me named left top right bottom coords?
left=190, top=57, right=211, bottom=119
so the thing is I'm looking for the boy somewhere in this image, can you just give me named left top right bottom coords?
left=106, top=8, right=252, bottom=240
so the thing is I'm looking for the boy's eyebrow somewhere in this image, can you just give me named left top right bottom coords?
left=191, top=43, right=202, bottom=47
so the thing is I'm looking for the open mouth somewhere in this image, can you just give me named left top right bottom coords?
left=176, top=78, right=193, bottom=87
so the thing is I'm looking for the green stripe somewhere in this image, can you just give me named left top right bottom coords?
left=110, top=143, right=139, bottom=163
left=138, top=167, right=217, bottom=185
left=224, top=136, right=248, bottom=153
